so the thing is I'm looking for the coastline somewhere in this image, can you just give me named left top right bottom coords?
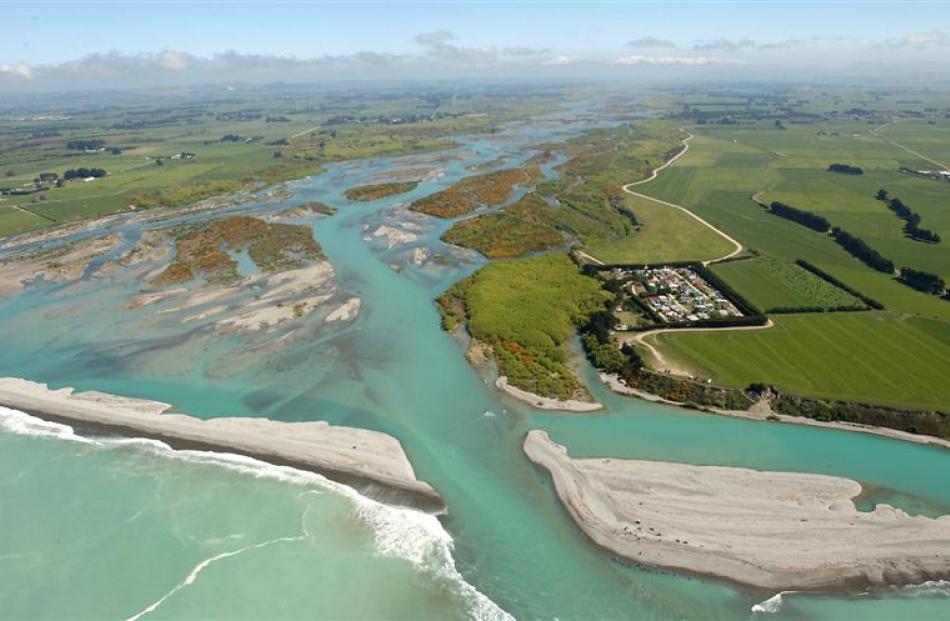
left=0, top=377, right=443, bottom=512
left=495, top=376, right=603, bottom=412
left=599, top=373, right=950, bottom=450
left=524, top=429, right=950, bottom=592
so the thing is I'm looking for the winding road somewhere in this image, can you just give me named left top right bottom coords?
left=586, top=129, right=773, bottom=379
left=618, top=319, right=774, bottom=378
left=619, top=132, right=744, bottom=266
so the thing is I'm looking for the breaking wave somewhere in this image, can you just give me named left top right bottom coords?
left=0, top=406, right=512, bottom=621
left=751, top=580, right=950, bottom=614
left=899, top=580, right=950, bottom=598
left=0, top=405, right=98, bottom=445
left=751, top=592, right=791, bottom=614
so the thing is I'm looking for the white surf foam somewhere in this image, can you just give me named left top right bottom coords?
left=899, top=579, right=950, bottom=598
left=125, top=534, right=304, bottom=621
left=0, top=405, right=98, bottom=445
left=0, top=406, right=513, bottom=621
left=752, top=580, right=950, bottom=614
left=751, top=591, right=792, bottom=614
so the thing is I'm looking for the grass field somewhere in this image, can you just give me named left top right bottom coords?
left=631, top=102, right=950, bottom=409
left=643, top=128, right=949, bottom=318
left=651, top=313, right=950, bottom=410
left=582, top=193, right=734, bottom=263
left=711, top=257, right=863, bottom=311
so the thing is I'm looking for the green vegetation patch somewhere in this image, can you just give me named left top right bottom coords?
left=344, top=181, right=419, bottom=202
left=712, top=257, right=863, bottom=312
left=130, top=180, right=247, bottom=209
left=438, top=253, right=609, bottom=400
left=441, top=194, right=564, bottom=258
left=152, top=216, right=323, bottom=285
left=653, top=313, right=950, bottom=411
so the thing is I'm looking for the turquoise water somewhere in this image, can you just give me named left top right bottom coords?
left=1, top=106, right=948, bottom=620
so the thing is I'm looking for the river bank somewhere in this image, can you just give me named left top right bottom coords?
left=599, top=373, right=950, bottom=449
left=495, top=376, right=603, bottom=412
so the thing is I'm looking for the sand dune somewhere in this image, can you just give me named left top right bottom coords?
left=524, top=430, right=950, bottom=591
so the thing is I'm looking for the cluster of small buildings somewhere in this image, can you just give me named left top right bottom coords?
left=904, top=168, right=950, bottom=182
left=627, top=266, right=743, bottom=323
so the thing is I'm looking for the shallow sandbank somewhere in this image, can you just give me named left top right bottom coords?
left=0, top=378, right=442, bottom=511
left=495, top=376, right=602, bottom=412
left=524, top=429, right=950, bottom=591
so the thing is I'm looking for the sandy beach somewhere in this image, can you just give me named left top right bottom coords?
left=495, top=376, right=603, bottom=412
left=524, top=429, right=950, bottom=591
left=0, top=378, right=443, bottom=511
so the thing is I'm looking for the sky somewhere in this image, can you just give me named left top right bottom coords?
left=2, top=1, right=950, bottom=92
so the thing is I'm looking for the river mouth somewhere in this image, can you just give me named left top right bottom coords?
left=1, top=101, right=948, bottom=620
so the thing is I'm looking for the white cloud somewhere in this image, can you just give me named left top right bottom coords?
left=544, top=55, right=577, bottom=65
left=897, top=31, right=947, bottom=47
left=0, top=63, right=32, bottom=79
left=756, top=39, right=802, bottom=51
left=502, top=46, right=549, bottom=57
left=615, top=54, right=730, bottom=66
left=626, top=36, right=676, bottom=49
left=159, top=50, right=189, bottom=71
left=414, top=30, right=497, bottom=64
left=692, top=38, right=755, bottom=52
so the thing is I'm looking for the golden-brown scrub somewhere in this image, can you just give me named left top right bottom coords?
left=436, top=253, right=610, bottom=401
left=344, top=181, right=419, bottom=202
left=441, top=194, right=564, bottom=258
left=436, top=124, right=684, bottom=259
left=151, top=216, right=323, bottom=286
left=410, top=166, right=543, bottom=218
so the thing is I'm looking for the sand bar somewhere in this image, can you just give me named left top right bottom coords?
left=0, top=378, right=443, bottom=511
left=524, top=429, right=950, bottom=591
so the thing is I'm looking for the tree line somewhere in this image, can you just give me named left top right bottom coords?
left=794, top=259, right=884, bottom=309
left=827, top=163, right=863, bottom=175
left=63, top=168, right=107, bottom=180
left=875, top=189, right=941, bottom=244
left=66, top=139, right=105, bottom=151
left=830, top=226, right=895, bottom=273
left=579, top=308, right=644, bottom=376
left=899, top=267, right=946, bottom=295
left=767, top=201, right=831, bottom=232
